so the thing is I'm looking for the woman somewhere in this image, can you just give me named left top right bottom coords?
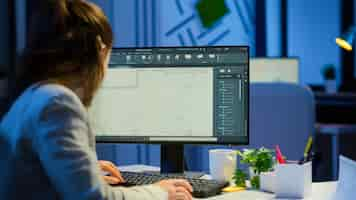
left=0, top=0, right=192, bottom=199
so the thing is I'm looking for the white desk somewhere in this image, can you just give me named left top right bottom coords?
left=119, top=165, right=337, bottom=200
left=205, top=181, right=337, bottom=200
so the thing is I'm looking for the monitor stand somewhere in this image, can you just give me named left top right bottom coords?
left=144, top=144, right=204, bottom=179
left=161, top=144, right=184, bottom=173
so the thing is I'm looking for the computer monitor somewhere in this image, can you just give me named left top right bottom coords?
left=250, top=58, right=299, bottom=83
left=89, top=46, right=249, bottom=173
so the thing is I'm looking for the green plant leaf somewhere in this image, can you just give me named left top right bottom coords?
left=250, top=175, right=260, bottom=189
left=232, top=169, right=246, bottom=187
left=237, top=148, right=275, bottom=174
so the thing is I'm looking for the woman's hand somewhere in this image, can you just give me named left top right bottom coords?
left=98, top=160, right=125, bottom=185
left=155, top=179, right=193, bottom=200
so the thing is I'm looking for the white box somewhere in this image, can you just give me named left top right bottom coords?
left=274, top=162, right=312, bottom=198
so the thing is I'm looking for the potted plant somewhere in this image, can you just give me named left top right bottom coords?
left=321, top=64, right=337, bottom=93
left=235, top=148, right=274, bottom=189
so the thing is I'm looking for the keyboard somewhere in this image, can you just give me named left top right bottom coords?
left=116, top=171, right=229, bottom=198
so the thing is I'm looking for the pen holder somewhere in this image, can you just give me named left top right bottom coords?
left=274, top=161, right=312, bottom=199
left=260, top=171, right=276, bottom=193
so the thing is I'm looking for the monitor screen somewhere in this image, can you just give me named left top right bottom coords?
left=250, top=58, right=299, bottom=83
left=89, top=46, right=249, bottom=144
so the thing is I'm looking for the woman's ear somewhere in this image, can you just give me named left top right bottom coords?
left=103, top=49, right=111, bottom=71
left=97, top=36, right=106, bottom=50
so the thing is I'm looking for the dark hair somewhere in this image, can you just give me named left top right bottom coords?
left=16, top=0, right=113, bottom=107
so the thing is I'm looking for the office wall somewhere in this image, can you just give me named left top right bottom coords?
left=90, top=0, right=157, bottom=48
left=16, top=0, right=26, bottom=55
left=288, top=0, right=341, bottom=85
left=0, top=0, right=26, bottom=71
left=160, top=0, right=255, bottom=53
left=0, top=0, right=9, bottom=113
left=0, top=0, right=9, bottom=71
left=93, top=0, right=256, bottom=51
left=266, top=0, right=282, bottom=57
left=354, top=0, right=356, bottom=79
left=96, top=0, right=342, bottom=85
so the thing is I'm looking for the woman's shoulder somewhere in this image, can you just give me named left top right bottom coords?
left=29, top=83, right=84, bottom=113
left=10, top=83, right=85, bottom=119
left=1, top=83, right=86, bottom=134
left=31, top=83, right=79, bottom=102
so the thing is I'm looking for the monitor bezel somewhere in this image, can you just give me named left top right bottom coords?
left=95, top=45, right=249, bottom=145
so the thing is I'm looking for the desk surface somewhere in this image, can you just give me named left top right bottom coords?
left=316, top=123, right=356, bottom=135
left=205, top=181, right=337, bottom=200
left=119, top=165, right=337, bottom=200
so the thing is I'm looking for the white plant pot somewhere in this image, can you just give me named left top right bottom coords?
left=325, top=80, right=337, bottom=93
left=260, top=171, right=276, bottom=193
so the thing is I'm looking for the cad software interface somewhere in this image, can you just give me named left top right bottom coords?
left=89, top=47, right=249, bottom=144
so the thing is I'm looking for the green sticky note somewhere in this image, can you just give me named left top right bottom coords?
left=196, top=0, right=230, bottom=28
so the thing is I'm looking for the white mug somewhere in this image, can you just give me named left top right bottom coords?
left=209, top=149, right=237, bottom=182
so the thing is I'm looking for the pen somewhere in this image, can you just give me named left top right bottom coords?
left=298, top=136, right=313, bottom=164
left=275, top=145, right=286, bottom=164
left=304, top=136, right=313, bottom=158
